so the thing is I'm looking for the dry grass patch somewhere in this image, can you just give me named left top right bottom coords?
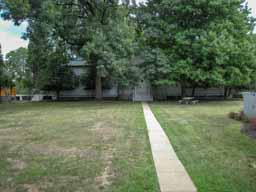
left=0, top=102, right=159, bottom=192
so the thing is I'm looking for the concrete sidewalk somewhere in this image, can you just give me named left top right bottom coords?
left=143, top=103, right=197, bottom=192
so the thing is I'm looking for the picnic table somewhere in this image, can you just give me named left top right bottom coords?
left=178, top=97, right=199, bottom=104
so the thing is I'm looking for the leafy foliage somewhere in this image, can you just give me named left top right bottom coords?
left=38, top=49, right=78, bottom=99
left=80, top=10, right=140, bottom=87
left=1, top=0, right=141, bottom=99
left=1, top=0, right=256, bottom=99
left=0, top=44, right=5, bottom=89
left=0, top=44, right=13, bottom=91
left=5, top=48, right=33, bottom=93
left=140, top=0, right=256, bottom=94
left=28, top=11, right=78, bottom=99
left=0, top=0, right=31, bottom=25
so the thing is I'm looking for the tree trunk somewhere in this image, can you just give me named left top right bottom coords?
left=181, top=85, right=186, bottom=98
left=95, top=71, right=102, bottom=100
left=7, top=87, right=11, bottom=103
left=191, top=87, right=196, bottom=97
left=56, top=90, right=60, bottom=101
left=117, top=84, right=120, bottom=100
left=227, top=88, right=232, bottom=98
left=0, top=86, right=1, bottom=102
left=224, top=87, right=228, bottom=99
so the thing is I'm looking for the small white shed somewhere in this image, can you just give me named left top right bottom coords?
left=242, top=92, right=256, bottom=119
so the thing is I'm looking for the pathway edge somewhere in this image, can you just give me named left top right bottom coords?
left=143, top=102, right=197, bottom=192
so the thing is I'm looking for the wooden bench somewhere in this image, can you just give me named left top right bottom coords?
left=179, top=97, right=199, bottom=104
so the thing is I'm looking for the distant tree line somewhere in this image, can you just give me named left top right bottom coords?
left=0, top=0, right=256, bottom=100
left=0, top=44, right=15, bottom=95
left=0, top=44, right=5, bottom=94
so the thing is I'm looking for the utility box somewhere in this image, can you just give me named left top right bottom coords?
left=242, top=92, right=256, bottom=119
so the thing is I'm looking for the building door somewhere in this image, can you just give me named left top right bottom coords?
left=133, top=81, right=153, bottom=101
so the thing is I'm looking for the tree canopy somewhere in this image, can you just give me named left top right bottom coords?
left=1, top=0, right=256, bottom=99
left=140, top=0, right=256, bottom=96
left=1, top=0, right=141, bottom=99
left=0, top=43, right=15, bottom=93
left=5, top=48, right=33, bottom=93
left=0, top=44, right=5, bottom=90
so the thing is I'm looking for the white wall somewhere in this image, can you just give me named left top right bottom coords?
left=153, top=85, right=225, bottom=100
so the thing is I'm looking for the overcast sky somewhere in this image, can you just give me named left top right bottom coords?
left=0, top=0, right=256, bottom=57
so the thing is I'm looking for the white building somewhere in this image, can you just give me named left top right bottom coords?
left=59, top=59, right=226, bottom=101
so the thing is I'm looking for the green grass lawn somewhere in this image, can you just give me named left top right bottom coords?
left=151, top=101, right=256, bottom=192
left=0, top=101, right=159, bottom=192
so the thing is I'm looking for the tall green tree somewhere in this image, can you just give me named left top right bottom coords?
left=140, top=0, right=256, bottom=97
left=55, top=0, right=139, bottom=99
left=1, top=0, right=141, bottom=99
left=80, top=10, right=139, bottom=99
left=37, top=46, right=78, bottom=100
left=0, top=43, right=15, bottom=97
left=0, top=43, right=5, bottom=94
left=5, top=48, right=33, bottom=93
left=27, top=3, right=78, bottom=99
left=1, top=0, right=79, bottom=98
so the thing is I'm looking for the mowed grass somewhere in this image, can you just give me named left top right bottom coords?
left=151, top=101, right=256, bottom=192
left=0, top=101, right=159, bottom=192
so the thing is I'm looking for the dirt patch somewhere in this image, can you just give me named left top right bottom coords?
left=7, top=158, right=27, bottom=170
left=26, top=144, right=98, bottom=158
left=23, top=184, right=39, bottom=192
left=0, top=128, right=14, bottom=132
left=241, top=123, right=256, bottom=139
left=0, top=186, right=16, bottom=192
left=95, top=164, right=113, bottom=188
left=248, top=156, right=256, bottom=169
left=0, top=135, right=21, bottom=141
left=91, top=121, right=116, bottom=189
left=95, top=150, right=115, bottom=189
left=90, top=122, right=115, bottom=141
left=0, top=131, right=23, bottom=147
